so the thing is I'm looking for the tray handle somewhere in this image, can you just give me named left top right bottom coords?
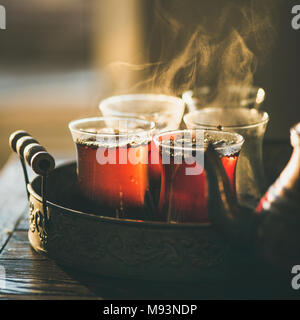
left=9, top=130, right=55, bottom=219
left=9, top=130, right=55, bottom=176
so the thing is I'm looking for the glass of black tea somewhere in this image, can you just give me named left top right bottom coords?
left=69, top=117, right=155, bottom=219
left=153, top=129, right=244, bottom=223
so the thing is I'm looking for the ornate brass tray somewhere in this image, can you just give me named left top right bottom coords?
left=9, top=130, right=252, bottom=283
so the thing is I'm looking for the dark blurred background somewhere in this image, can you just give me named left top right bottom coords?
left=0, top=0, right=300, bottom=167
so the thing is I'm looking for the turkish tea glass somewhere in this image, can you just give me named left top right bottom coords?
left=184, top=108, right=269, bottom=208
left=69, top=117, right=155, bottom=219
left=153, top=129, right=244, bottom=223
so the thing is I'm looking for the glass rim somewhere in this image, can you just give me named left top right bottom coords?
left=182, top=86, right=266, bottom=104
left=183, top=107, right=269, bottom=130
left=183, top=85, right=265, bottom=96
left=69, top=116, right=155, bottom=138
left=99, top=93, right=185, bottom=116
left=153, top=128, right=244, bottom=152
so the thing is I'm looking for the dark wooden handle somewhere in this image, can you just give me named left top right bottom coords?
left=9, top=130, right=55, bottom=175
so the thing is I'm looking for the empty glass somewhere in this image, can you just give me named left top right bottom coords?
left=184, top=108, right=269, bottom=208
left=153, top=129, right=244, bottom=223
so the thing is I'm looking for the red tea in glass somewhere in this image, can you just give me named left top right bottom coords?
left=154, top=130, right=244, bottom=223
left=69, top=117, right=154, bottom=220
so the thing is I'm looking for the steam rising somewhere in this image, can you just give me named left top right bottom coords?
left=108, top=0, right=278, bottom=102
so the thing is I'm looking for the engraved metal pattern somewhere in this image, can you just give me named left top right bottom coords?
left=29, top=201, right=35, bottom=233
left=29, top=200, right=49, bottom=248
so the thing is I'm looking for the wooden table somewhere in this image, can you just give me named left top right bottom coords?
left=0, top=143, right=299, bottom=300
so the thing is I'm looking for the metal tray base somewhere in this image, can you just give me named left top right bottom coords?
left=27, top=162, right=255, bottom=283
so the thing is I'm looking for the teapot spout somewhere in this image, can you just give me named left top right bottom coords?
left=205, top=144, right=258, bottom=248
